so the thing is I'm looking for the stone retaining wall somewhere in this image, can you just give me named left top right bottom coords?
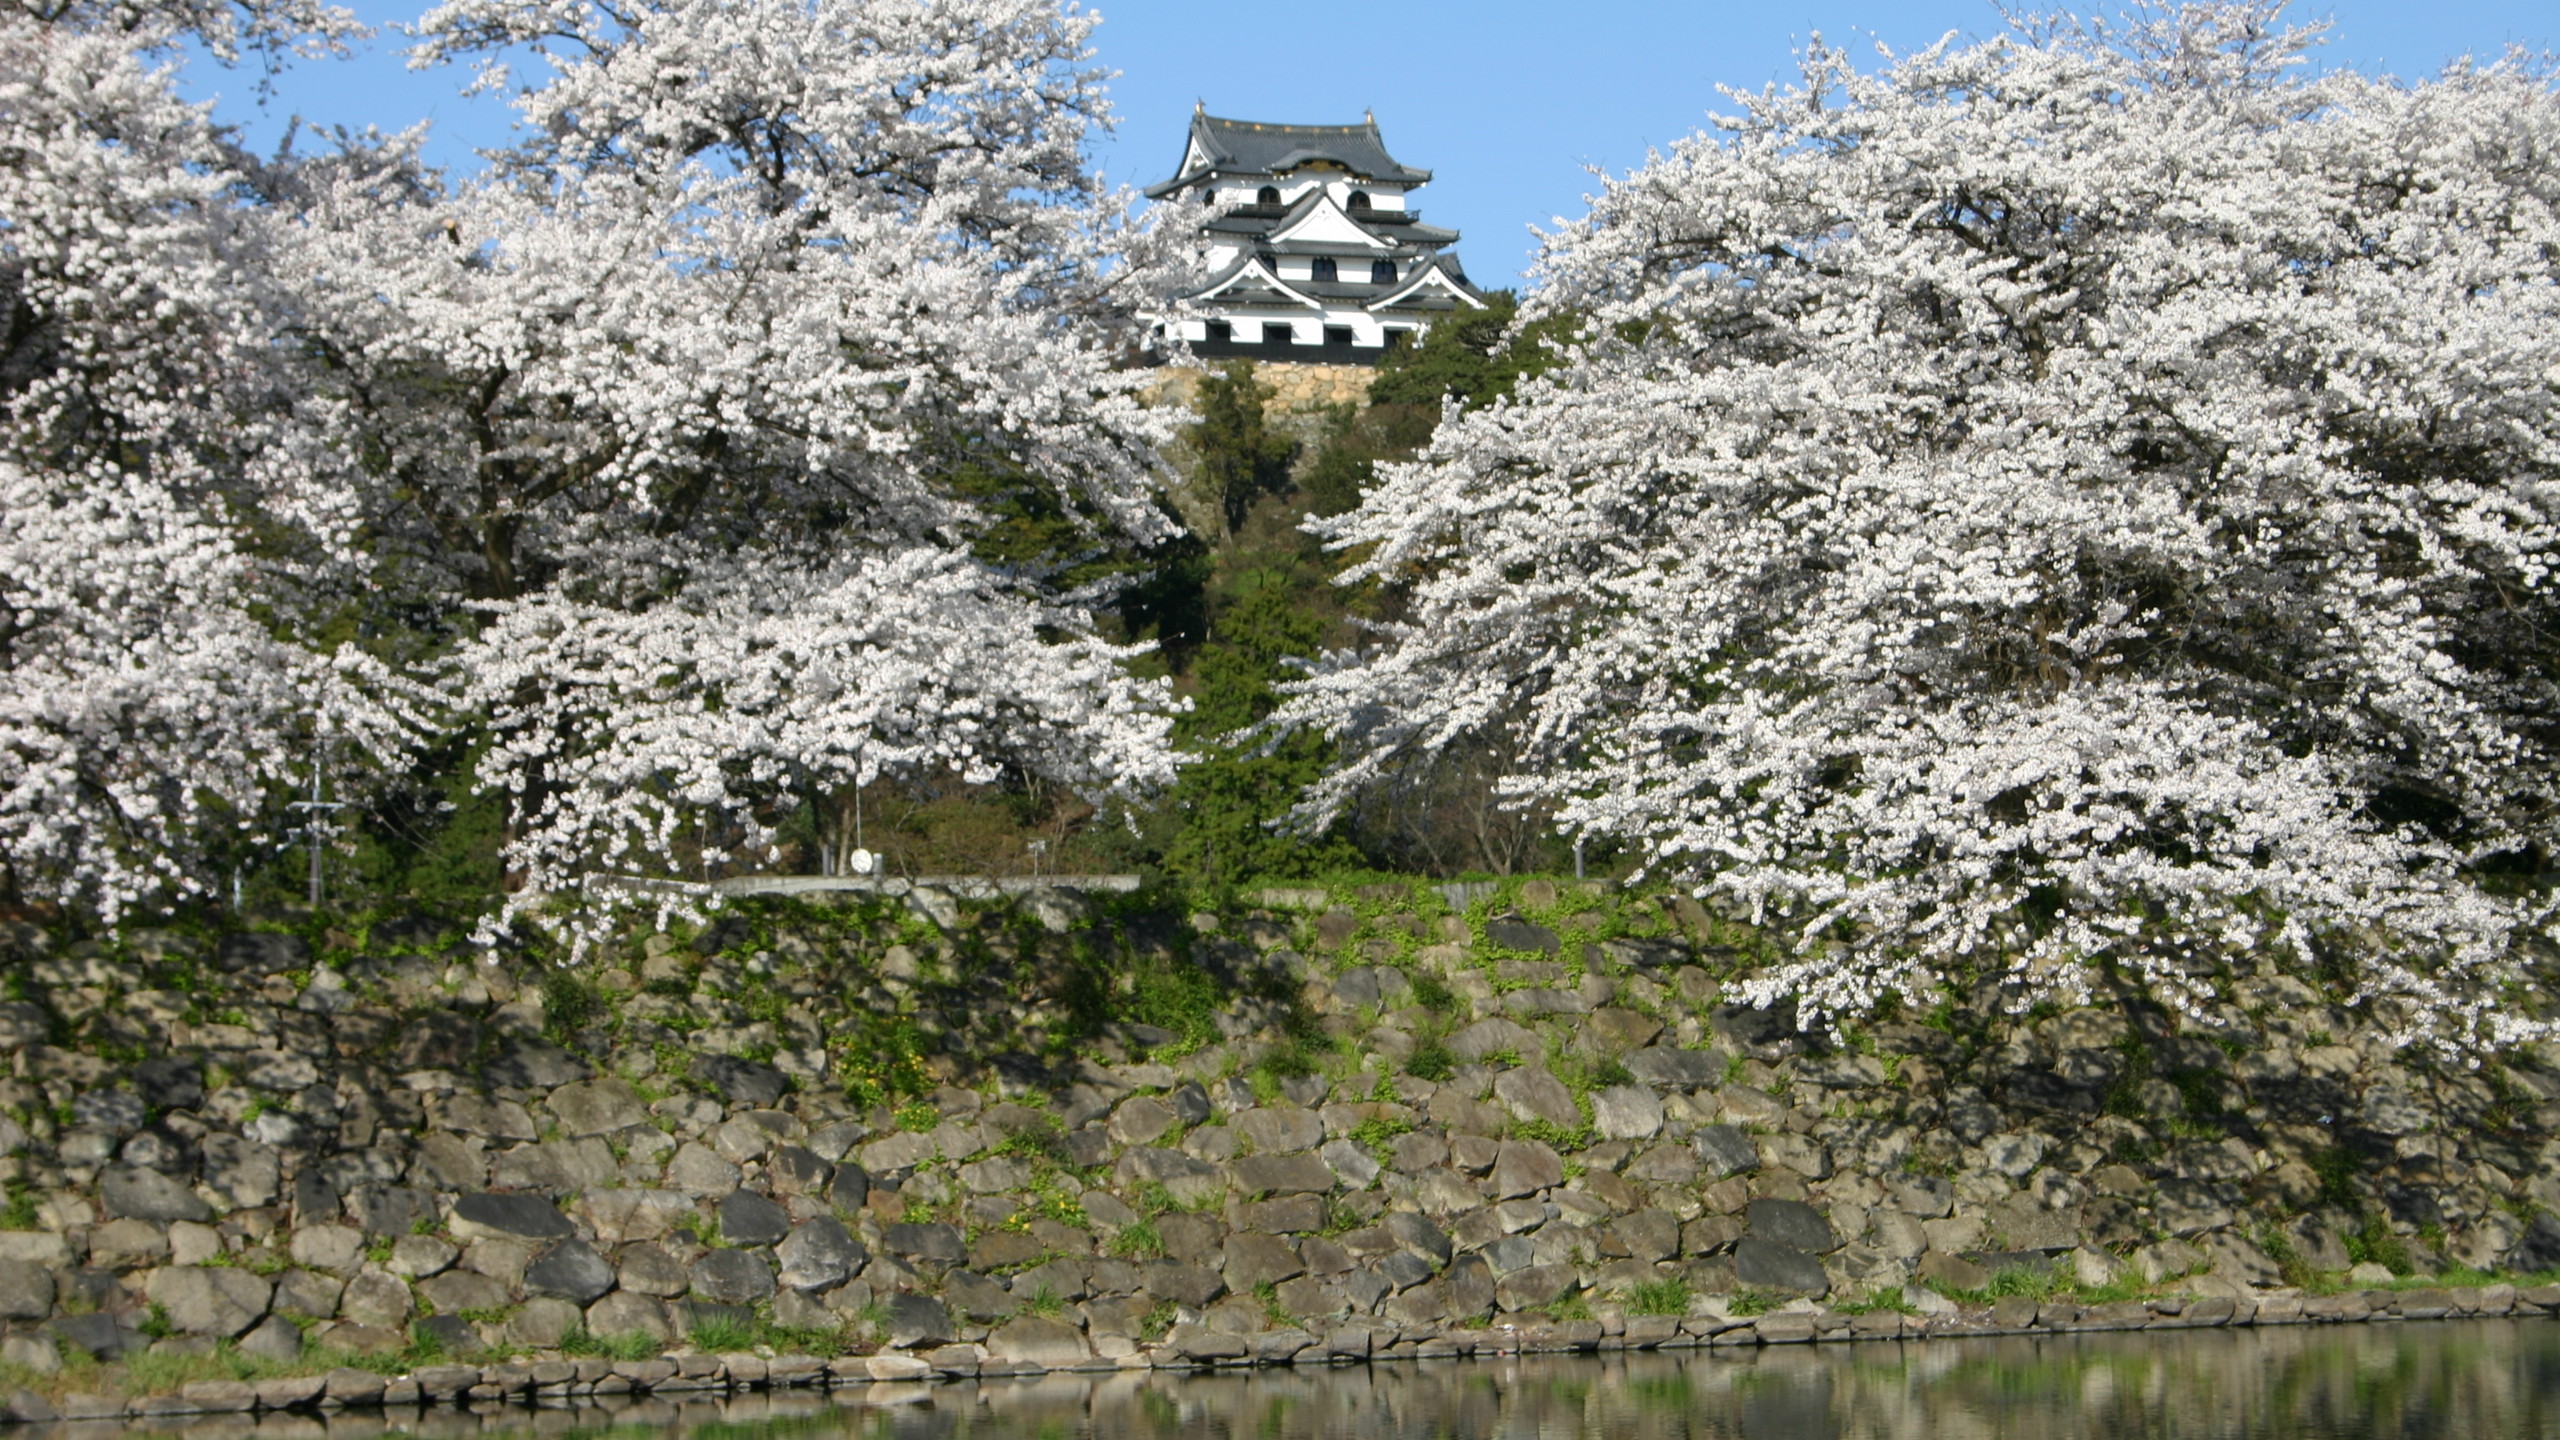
left=5, top=1281, right=2554, bottom=1424
left=1142, top=362, right=1374, bottom=417
left=2, top=877, right=2557, bottom=1422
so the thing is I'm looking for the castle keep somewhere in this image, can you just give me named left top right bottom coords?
left=1148, top=109, right=1486, bottom=366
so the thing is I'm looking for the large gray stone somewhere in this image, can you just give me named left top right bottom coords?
left=417, top=1268, right=510, bottom=1315
left=1493, top=1067, right=1581, bottom=1129
left=1489, top=1140, right=1566, bottom=1199
left=1492, top=1263, right=1578, bottom=1312
left=881, top=1222, right=967, bottom=1265
left=692, top=1054, right=787, bottom=1108
left=1699, top=1122, right=1761, bottom=1178
left=690, top=1249, right=776, bottom=1305
left=987, top=1316, right=1089, bottom=1369
left=1747, top=1198, right=1838, bottom=1254
left=1483, top=918, right=1559, bottom=955
left=0, top=1259, right=53, bottom=1320
left=1318, top=1138, right=1382, bottom=1188
left=615, top=1243, right=691, bottom=1297
left=199, top=1136, right=280, bottom=1211
left=484, top=1038, right=590, bottom=1089
left=1591, top=1085, right=1664, bottom=1140
left=1223, top=1234, right=1304, bottom=1289
left=1626, top=1047, right=1724, bottom=1089
left=1448, top=1019, right=1542, bottom=1063
left=717, top=1190, right=792, bottom=1246
left=776, top=1218, right=865, bottom=1292
left=337, top=1269, right=414, bottom=1329
left=101, top=1164, right=211, bottom=1223
left=489, top=1139, right=616, bottom=1194
left=1235, top=1106, right=1324, bottom=1155
left=236, top=1314, right=303, bottom=1362
left=524, top=1238, right=617, bottom=1304
left=665, top=1142, right=744, bottom=1196
left=542, top=1076, right=645, bottom=1132
left=585, top=1291, right=673, bottom=1343
left=1230, top=1153, right=1335, bottom=1196
left=1107, top=1097, right=1177, bottom=1147
left=47, top=1313, right=139, bottom=1361
left=1145, top=1262, right=1227, bottom=1307
left=449, top=1192, right=575, bottom=1242
left=1733, top=1238, right=1829, bottom=1295
left=145, top=1266, right=271, bottom=1338
left=1116, top=1146, right=1225, bottom=1204
left=884, top=1292, right=952, bottom=1349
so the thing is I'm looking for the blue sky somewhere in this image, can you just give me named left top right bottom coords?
left=181, top=1, right=2555, bottom=289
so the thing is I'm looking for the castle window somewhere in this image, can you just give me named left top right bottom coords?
left=1264, top=321, right=1295, bottom=345
left=1199, top=186, right=1215, bottom=206
left=1371, top=260, right=1397, bottom=285
left=1348, top=190, right=1371, bottom=211
left=1256, top=185, right=1280, bottom=206
left=1324, top=325, right=1354, bottom=347
left=1206, top=320, right=1232, bottom=343
left=1311, top=257, right=1338, bottom=283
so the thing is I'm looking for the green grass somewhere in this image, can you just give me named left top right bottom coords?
left=1834, top=1286, right=1916, bottom=1316
left=681, top=1313, right=759, bottom=1351
left=1110, top=1219, right=1166, bottom=1259
left=558, top=1325, right=663, bottom=1361
left=1624, top=1278, right=1691, bottom=1317
left=1727, top=1289, right=1778, bottom=1317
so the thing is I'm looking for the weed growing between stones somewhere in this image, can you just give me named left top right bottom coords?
left=1625, top=1278, right=1692, bottom=1316
left=557, top=1325, right=659, bottom=1361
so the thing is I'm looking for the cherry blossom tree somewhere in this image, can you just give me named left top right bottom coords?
left=1273, top=5, right=2560, bottom=1049
left=0, top=1, right=419, bottom=922
left=275, top=0, right=1189, bottom=941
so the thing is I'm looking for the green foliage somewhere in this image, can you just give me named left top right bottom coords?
left=1189, top=361, right=1299, bottom=533
left=1298, top=401, right=1438, bottom=518
left=0, top=1183, right=38, bottom=1231
left=1727, top=1289, right=1777, bottom=1317
left=541, top=971, right=605, bottom=1044
left=558, top=1325, right=662, bottom=1361
left=681, top=1312, right=759, bottom=1352
left=1111, top=1219, right=1166, bottom=1259
left=1364, top=293, right=1576, bottom=411
left=1833, top=1286, right=1915, bottom=1316
left=836, top=1011, right=934, bottom=1112
left=1158, top=563, right=1361, bottom=887
left=2347, top=1215, right=2414, bottom=1275
left=1623, top=1277, right=1691, bottom=1317
left=1511, top=1117, right=1595, bottom=1152
left=1405, top=1040, right=1455, bottom=1083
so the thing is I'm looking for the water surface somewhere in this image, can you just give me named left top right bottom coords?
left=88, top=1317, right=2560, bottom=1440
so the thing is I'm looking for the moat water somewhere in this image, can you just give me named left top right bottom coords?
left=87, top=1318, right=2560, bottom=1439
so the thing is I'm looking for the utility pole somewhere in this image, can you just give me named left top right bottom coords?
left=285, top=739, right=347, bottom=909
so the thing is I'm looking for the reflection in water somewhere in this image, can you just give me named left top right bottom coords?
left=89, top=1318, right=2560, bottom=1440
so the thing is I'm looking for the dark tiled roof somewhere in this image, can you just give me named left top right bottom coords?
left=1198, top=187, right=1460, bottom=249
left=1145, top=111, right=1430, bottom=197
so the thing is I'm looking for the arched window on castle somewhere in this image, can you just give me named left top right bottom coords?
left=1256, top=185, right=1280, bottom=206
left=1311, top=257, right=1338, bottom=283
left=1348, top=191, right=1372, bottom=212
